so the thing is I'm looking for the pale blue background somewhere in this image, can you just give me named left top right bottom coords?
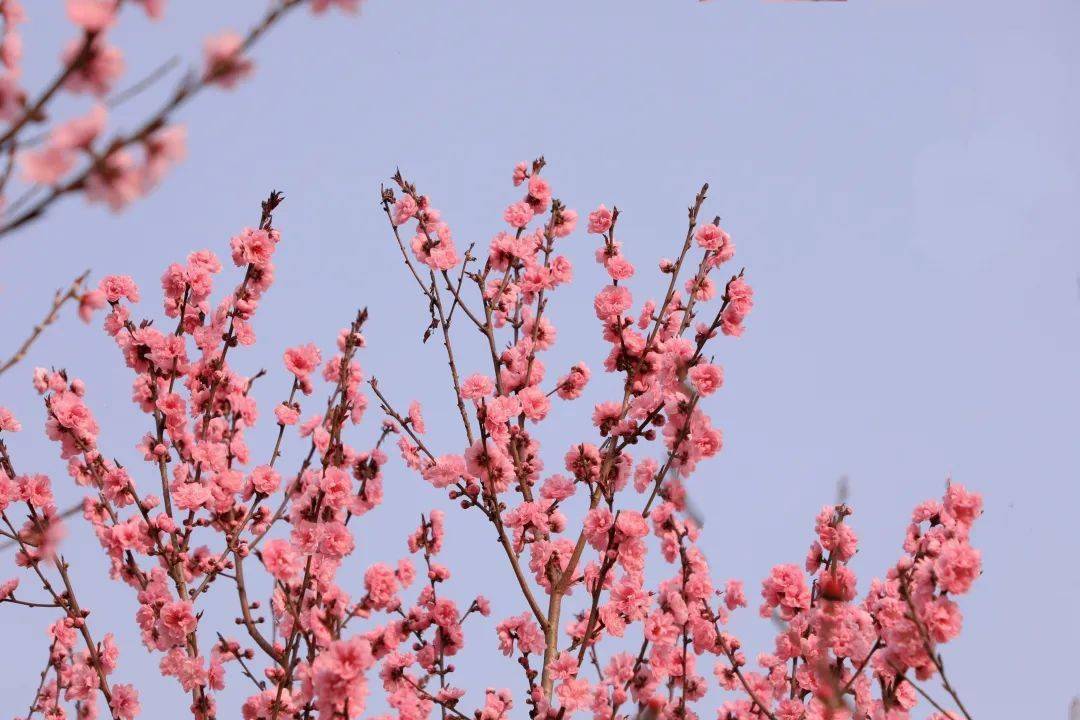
left=0, top=1, right=1077, bottom=718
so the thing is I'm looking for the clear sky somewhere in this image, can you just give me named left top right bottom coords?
left=0, top=1, right=1077, bottom=718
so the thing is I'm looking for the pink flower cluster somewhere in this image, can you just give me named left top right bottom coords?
left=0, top=162, right=982, bottom=720
left=372, top=160, right=981, bottom=720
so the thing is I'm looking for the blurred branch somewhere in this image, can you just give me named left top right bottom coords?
left=0, top=503, right=81, bottom=552
left=107, top=55, right=182, bottom=108
left=0, top=0, right=310, bottom=242
left=0, top=270, right=90, bottom=378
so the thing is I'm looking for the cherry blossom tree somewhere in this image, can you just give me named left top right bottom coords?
left=0, top=160, right=981, bottom=720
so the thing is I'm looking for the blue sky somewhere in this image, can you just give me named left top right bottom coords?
left=0, top=1, right=1077, bottom=717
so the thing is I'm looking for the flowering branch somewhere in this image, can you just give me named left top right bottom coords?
left=899, top=573, right=974, bottom=720
left=0, top=440, right=126, bottom=719
left=0, top=159, right=982, bottom=720
left=0, top=0, right=363, bottom=242
left=0, top=269, right=94, bottom=378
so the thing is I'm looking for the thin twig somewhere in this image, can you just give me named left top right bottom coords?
left=0, top=270, right=90, bottom=377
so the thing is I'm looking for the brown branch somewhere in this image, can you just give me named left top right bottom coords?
left=0, top=270, right=90, bottom=377
left=0, top=502, right=80, bottom=552
left=106, top=55, right=182, bottom=108
left=899, top=575, right=974, bottom=720
left=369, top=377, right=549, bottom=631
left=0, top=444, right=120, bottom=719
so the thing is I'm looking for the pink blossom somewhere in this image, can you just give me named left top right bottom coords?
left=923, top=596, right=963, bottom=643
left=410, top=219, right=460, bottom=270
left=604, top=254, right=635, bottom=281
left=311, top=0, right=364, bottom=13
left=518, top=386, right=550, bottom=422
left=526, top=174, right=551, bottom=212
left=275, top=402, right=300, bottom=425
left=283, top=343, right=322, bottom=380
left=587, top=205, right=613, bottom=234
left=98, top=274, right=140, bottom=303
left=556, top=677, right=592, bottom=711
left=760, top=564, right=810, bottom=620
left=0, top=75, right=22, bottom=121
left=392, top=195, right=418, bottom=225
left=66, top=661, right=99, bottom=701
left=230, top=227, right=277, bottom=267
left=556, top=362, right=590, bottom=400
left=496, top=613, right=544, bottom=656
left=110, top=684, right=141, bottom=720
left=172, top=481, right=210, bottom=511
left=261, top=538, right=300, bottom=581
left=688, top=363, right=723, bottom=396
left=203, top=31, right=253, bottom=89
left=78, top=289, right=107, bottom=322
left=512, top=161, right=528, bottom=186
left=53, top=104, right=108, bottom=150
left=159, top=600, right=197, bottom=643
left=461, top=373, right=494, bottom=401
left=407, top=400, right=426, bottom=434
left=143, top=124, right=187, bottom=189
left=85, top=149, right=143, bottom=209
left=694, top=223, right=732, bottom=255
left=20, top=145, right=75, bottom=185
left=552, top=208, right=577, bottom=237
left=944, top=483, right=983, bottom=527
left=67, top=0, right=117, bottom=31
left=593, top=285, right=632, bottom=321
left=364, top=562, right=399, bottom=610
left=503, top=201, right=534, bottom=229
left=135, top=0, right=165, bottom=20
left=724, top=579, right=747, bottom=610
left=250, top=465, right=281, bottom=495
left=721, top=276, right=754, bottom=337
left=0, top=406, right=20, bottom=432
left=421, top=454, right=466, bottom=489
left=63, top=37, right=124, bottom=96
left=934, top=539, right=981, bottom=594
